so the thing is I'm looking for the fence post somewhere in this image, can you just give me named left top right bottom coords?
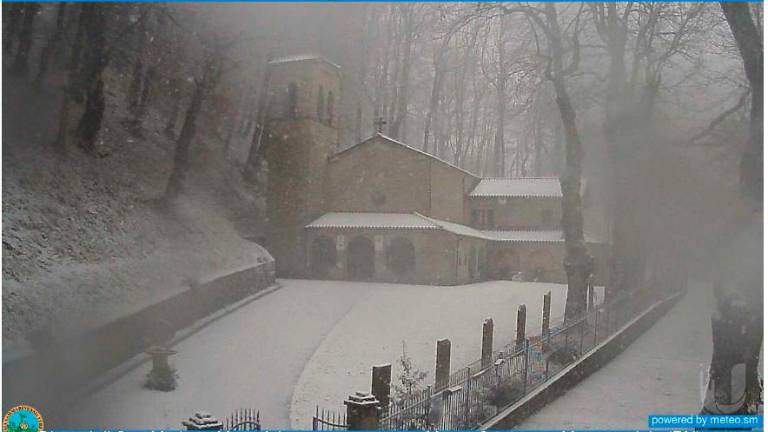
left=481, top=318, right=494, bottom=368
left=435, top=339, right=451, bottom=390
left=522, top=339, right=529, bottom=394
left=371, top=364, right=392, bottom=411
left=541, top=291, right=551, bottom=340
left=516, top=305, right=527, bottom=347
left=344, top=391, right=380, bottom=430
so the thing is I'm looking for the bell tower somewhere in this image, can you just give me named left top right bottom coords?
left=262, top=55, right=341, bottom=276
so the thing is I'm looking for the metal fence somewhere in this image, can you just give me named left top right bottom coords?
left=313, top=406, right=349, bottom=430
left=379, top=284, right=677, bottom=430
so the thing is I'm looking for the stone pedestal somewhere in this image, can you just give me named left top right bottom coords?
left=182, top=412, right=222, bottom=430
left=435, top=339, right=451, bottom=389
left=481, top=318, right=494, bottom=368
left=516, top=305, right=527, bottom=346
left=371, top=364, right=391, bottom=409
left=344, top=391, right=380, bottom=430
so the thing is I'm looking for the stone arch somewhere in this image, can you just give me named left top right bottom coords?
left=494, top=248, right=521, bottom=279
left=347, top=236, right=375, bottom=280
left=310, top=236, right=336, bottom=276
left=527, top=249, right=556, bottom=282
left=386, top=236, right=416, bottom=275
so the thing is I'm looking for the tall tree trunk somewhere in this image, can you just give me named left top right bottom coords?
left=3, top=3, right=24, bottom=58
left=721, top=2, right=763, bottom=207
left=11, top=3, right=40, bottom=76
left=390, top=6, right=415, bottom=140
left=701, top=2, right=764, bottom=414
left=493, top=17, right=507, bottom=177
left=34, top=2, right=67, bottom=87
left=424, top=41, right=447, bottom=152
left=75, top=4, right=108, bottom=153
left=53, top=4, right=85, bottom=151
left=541, top=3, right=593, bottom=322
left=165, top=55, right=221, bottom=200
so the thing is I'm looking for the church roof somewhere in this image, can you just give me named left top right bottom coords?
left=268, top=54, right=341, bottom=70
left=332, top=134, right=479, bottom=179
left=470, top=177, right=562, bottom=198
left=306, top=212, right=603, bottom=244
left=305, top=212, right=439, bottom=230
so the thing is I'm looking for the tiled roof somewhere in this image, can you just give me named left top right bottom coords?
left=332, top=134, right=479, bottom=179
left=470, top=177, right=562, bottom=198
left=482, top=230, right=565, bottom=242
left=268, top=54, right=341, bottom=69
left=305, top=212, right=439, bottom=229
left=306, top=213, right=605, bottom=244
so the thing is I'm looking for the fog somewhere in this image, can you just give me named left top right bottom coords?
left=2, top=2, right=762, bottom=428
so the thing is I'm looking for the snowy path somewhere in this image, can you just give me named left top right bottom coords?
left=66, top=279, right=566, bottom=429
left=519, top=280, right=715, bottom=430
left=289, top=280, right=569, bottom=428
left=66, top=280, right=372, bottom=429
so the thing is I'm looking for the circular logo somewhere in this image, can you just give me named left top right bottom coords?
left=3, top=405, right=43, bottom=432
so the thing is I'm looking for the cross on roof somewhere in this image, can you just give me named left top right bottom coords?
left=373, top=117, right=387, bottom=133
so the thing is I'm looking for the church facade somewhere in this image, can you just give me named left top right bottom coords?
left=262, top=55, right=608, bottom=286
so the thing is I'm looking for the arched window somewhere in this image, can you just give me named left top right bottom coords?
left=326, top=90, right=334, bottom=125
left=386, top=237, right=416, bottom=275
left=317, top=86, right=325, bottom=121
left=310, top=236, right=337, bottom=276
left=287, top=82, right=298, bottom=119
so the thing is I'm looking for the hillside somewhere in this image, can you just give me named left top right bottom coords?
left=3, top=71, right=267, bottom=346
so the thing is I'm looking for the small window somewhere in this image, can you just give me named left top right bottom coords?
left=326, top=90, right=334, bottom=125
left=317, top=86, right=325, bottom=121
left=287, top=82, right=298, bottom=119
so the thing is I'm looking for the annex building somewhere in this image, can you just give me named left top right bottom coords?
left=262, top=54, right=607, bottom=286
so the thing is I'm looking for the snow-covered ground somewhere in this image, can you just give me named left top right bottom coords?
left=519, top=279, right=715, bottom=429
left=65, top=279, right=567, bottom=429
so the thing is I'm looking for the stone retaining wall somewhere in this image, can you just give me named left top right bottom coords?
left=2, top=260, right=275, bottom=423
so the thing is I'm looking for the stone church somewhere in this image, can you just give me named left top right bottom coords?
left=262, top=54, right=607, bottom=286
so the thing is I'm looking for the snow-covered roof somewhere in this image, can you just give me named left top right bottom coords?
left=483, top=230, right=565, bottom=243
left=332, top=134, right=479, bottom=179
left=470, top=177, right=562, bottom=198
left=306, top=212, right=606, bottom=244
left=306, top=212, right=440, bottom=229
left=268, top=54, right=341, bottom=69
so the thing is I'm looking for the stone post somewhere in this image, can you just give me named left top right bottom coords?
left=481, top=318, right=494, bottom=368
left=516, top=305, right=527, bottom=346
left=542, top=291, right=551, bottom=339
left=587, top=276, right=595, bottom=311
left=344, top=391, right=380, bottom=430
left=371, top=364, right=391, bottom=409
left=182, top=412, right=222, bottom=430
left=435, top=338, right=451, bottom=390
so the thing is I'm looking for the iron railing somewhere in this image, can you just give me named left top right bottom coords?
left=379, top=283, right=680, bottom=429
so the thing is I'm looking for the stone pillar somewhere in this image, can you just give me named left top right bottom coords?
left=336, top=234, right=346, bottom=276
left=182, top=412, right=222, bottom=430
left=344, top=391, right=380, bottom=430
left=371, top=364, right=391, bottom=409
left=481, top=318, right=494, bottom=368
left=587, top=278, right=595, bottom=311
left=435, top=338, right=451, bottom=390
left=374, top=235, right=386, bottom=278
left=542, top=291, right=551, bottom=339
left=516, top=305, right=527, bottom=346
